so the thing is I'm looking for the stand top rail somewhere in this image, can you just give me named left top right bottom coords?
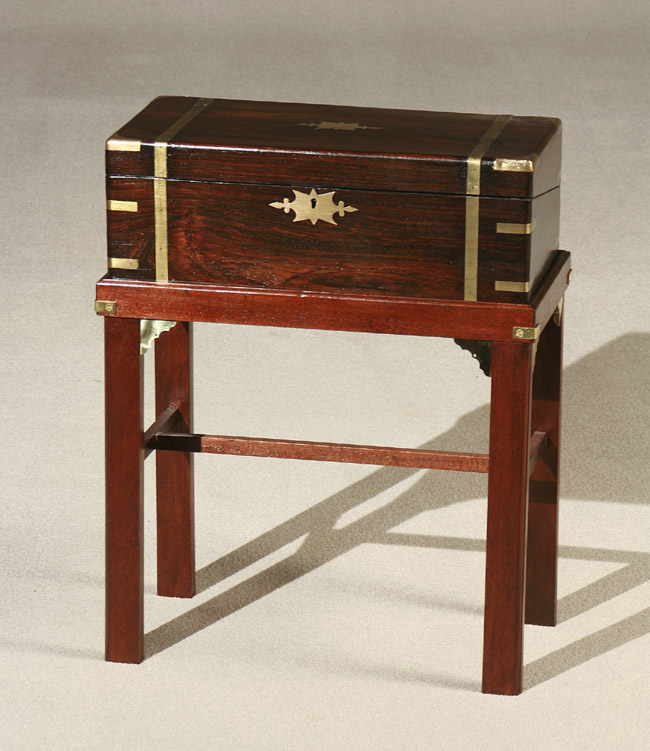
left=96, top=250, right=570, bottom=342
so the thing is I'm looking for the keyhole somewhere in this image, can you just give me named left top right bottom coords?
left=311, top=197, right=317, bottom=208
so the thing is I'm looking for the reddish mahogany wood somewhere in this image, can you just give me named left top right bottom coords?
left=151, top=433, right=490, bottom=472
left=105, top=317, right=144, bottom=663
left=155, top=322, right=195, bottom=598
left=96, top=280, right=540, bottom=342
left=482, top=341, right=533, bottom=695
left=107, top=96, right=561, bottom=198
left=99, top=94, right=568, bottom=693
left=149, top=431, right=548, bottom=474
left=143, top=404, right=179, bottom=459
left=96, top=253, right=569, bottom=341
left=526, top=313, right=563, bottom=626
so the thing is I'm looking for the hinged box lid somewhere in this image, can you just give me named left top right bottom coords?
left=106, top=96, right=561, bottom=198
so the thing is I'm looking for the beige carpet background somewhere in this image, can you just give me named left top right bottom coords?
left=2, top=1, right=649, bottom=748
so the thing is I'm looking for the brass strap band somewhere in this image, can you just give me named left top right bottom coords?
left=107, top=199, right=138, bottom=212
left=463, top=114, right=512, bottom=301
left=494, top=280, right=530, bottom=293
left=153, top=98, right=214, bottom=281
left=496, top=221, right=533, bottom=235
left=153, top=178, right=168, bottom=281
left=108, top=257, right=139, bottom=270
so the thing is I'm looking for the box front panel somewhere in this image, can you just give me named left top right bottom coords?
left=106, top=179, right=545, bottom=302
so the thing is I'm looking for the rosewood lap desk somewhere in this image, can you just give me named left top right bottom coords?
left=95, top=97, right=570, bottom=695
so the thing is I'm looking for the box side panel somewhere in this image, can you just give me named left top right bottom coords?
left=105, top=178, right=155, bottom=280
left=477, top=197, right=533, bottom=303
left=529, top=188, right=561, bottom=293
left=532, top=127, right=562, bottom=199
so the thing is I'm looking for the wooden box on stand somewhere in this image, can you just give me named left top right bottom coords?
left=104, top=96, right=561, bottom=305
left=97, top=96, right=571, bottom=696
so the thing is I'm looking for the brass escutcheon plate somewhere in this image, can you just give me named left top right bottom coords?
left=270, top=189, right=358, bottom=225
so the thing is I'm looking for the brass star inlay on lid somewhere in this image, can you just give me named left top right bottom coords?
left=297, top=121, right=381, bottom=131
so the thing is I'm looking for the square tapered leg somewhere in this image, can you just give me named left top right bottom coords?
left=526, top=311, right=563, bottom=626
left=105, top=317, right=144, bottom=663
left=155, top=321, right=195, bottom=598
left=482, top=341, right=533, bottom=695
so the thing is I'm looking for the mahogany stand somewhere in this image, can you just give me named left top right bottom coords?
left=97, top=250, right=570, bottom=696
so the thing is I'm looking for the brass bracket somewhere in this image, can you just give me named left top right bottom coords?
left=553, top=298, right=564, bottom=326
left=495, top=280, right=531, bottom=293
left=95, top=300, right=117, bottom=314
left=140, top=320, right=177, bottom=355
left=496, top=222, right=534, bottom=235
left=512, top=325, right=540, bottom=341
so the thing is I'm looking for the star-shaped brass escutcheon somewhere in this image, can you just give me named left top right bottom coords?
left=269, top=189, right=358, bottom=226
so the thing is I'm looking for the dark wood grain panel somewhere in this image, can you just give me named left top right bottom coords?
left=529, top=188, right=561, bottom=292
left=106, top=180, right=560, bottom=304
left=166, top=181, right=464, bottom=298
left=169, top=148, right=471, bottom=197
left=477, top=187, right=560, bottom=302
left=108, top=146, right=537, bottom=198
left=106, top=96, right=560, bottom=198
left=106, top=177, right=155, bottom=280
left=112, top=96, right=559, bottom=159
left=156, top=180, right=531, bottom=302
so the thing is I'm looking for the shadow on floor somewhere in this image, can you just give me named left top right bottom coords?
left=145, top=333, right=650, bottom=691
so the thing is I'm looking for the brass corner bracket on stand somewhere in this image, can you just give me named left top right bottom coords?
left=95, top=300, right=117, bottom=314
left=512, top=325, right=540, bottom=341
